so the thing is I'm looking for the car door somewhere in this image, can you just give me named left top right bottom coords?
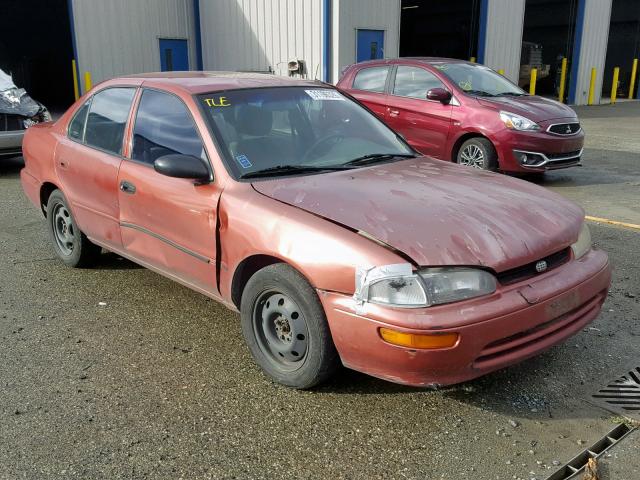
left=117, top=88, right=221, bottom=294
left=55, top=87, right=136, bottom=249
left=348, top=65, right=390, bottom=120
left=385, top=66, right=453, bottom=158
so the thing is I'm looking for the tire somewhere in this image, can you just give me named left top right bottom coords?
left=46, top=189, right=101, bottom=267
left=456, top=137, right=498, bottom=171
left=240, top=263, right=340, bottom=389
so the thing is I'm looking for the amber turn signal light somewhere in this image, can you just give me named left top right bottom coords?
left=379, top=328, right=459, bottom=349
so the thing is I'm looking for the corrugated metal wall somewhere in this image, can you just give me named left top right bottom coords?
left=332, top=0, right=401, bottom=82
left=482, top=0, right=526, bottom=83
left=571, top=0, right=612, bottom=105
left=199, top=0, right=324, bottom=79
left=71, top=0, right=196, bottom=92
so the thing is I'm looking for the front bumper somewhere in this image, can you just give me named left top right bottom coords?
left=319, top=248, right=611, bottom=387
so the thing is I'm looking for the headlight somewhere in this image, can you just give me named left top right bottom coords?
left=571, top=223, right=591, bottom=259
left=499, top=111, right=540, bottom=131
left=354, top=264, right=497, bottom=308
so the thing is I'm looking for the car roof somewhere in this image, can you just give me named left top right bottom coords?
left=351, top=57, right=474, bottom=68
left=114, top=71, right=327, bottom=95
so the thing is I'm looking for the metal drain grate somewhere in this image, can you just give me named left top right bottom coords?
left=591, top=365, right=640, bottom=420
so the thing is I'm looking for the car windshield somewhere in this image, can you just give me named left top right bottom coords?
left=433, top=63, right=525, bottom=97
left=198, top=87, right=414, bottom=179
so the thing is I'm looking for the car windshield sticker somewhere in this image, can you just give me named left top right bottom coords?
left=235, top=154, right=252, bottom=169
left=204, top=96, right=230, bottom=107
left=305, top=89, right=345, bottom=101
left=459, top=80, right=472, bottom=91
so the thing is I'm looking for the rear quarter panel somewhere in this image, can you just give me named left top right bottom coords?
left=21, top=122, right=60, bottom=210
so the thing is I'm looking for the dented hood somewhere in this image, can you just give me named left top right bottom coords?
left=252, top=158, right=584, bottom=272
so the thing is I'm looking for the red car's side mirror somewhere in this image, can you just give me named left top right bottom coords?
left=427, top=88, right=453, bottom=104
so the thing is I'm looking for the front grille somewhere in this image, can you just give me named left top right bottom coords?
left=497, top=248, right=570, bottom=285
left=474, top=291, right=606, bottom=369
left=547, top=122, right=581, bottom=135
left=546, top=150, right=581, bottom=160
left=1, top=114, right=25, bottom=132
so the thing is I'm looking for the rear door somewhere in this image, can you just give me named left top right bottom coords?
left=54, top=87, right=136, bottom=249
left=117, top=88, right=221, bottom=293
left=385, top=66, right=453, bottom=158
left=348, top=65, right=391, bottom=120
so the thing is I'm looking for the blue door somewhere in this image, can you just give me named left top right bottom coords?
left=356, top=30, right=384, bottom=63
left=159, top=39, right=189, bottom=71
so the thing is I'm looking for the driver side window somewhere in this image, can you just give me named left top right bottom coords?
left=392, top=66, right=443, bottom=99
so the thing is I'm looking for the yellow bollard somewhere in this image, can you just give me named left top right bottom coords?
left=529, top=68, right=537, bottom=95
left=629, top=58, right=638, bottom=100
left=470, top=57, right=476, bottom=63
left=588, top=67, right=596, bottom=105
left=611, top=67, right=620, bottom=104
left=558, top=57, right=567, bottom=103
left=498, top=69, right=504, bottom=75
left=71, top=60, right=79, bottom=101
left=84, top=71, right=92, bottom=93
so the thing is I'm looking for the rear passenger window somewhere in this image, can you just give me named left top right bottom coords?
left=131, top=89, right=206, bottom=165
left=393, top=66, right=443, bottom=99
left=352, top=67, right=389, bottom=93
left=68, top=101, right=90, bottom=141
left=84, top=88, right=136, bottom=155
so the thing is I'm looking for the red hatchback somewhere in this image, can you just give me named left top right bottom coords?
left=338, top=58, right=584, bottom=173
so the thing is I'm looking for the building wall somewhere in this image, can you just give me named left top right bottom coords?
left=71, top=0, right=196, bottom=93
left=199, top=0, right=324, bottom=79
left=481, top=0, right=526, bottom=83
left=570, top=0, right=613, bottom=105
left=332, top=0, right=401, bottom=82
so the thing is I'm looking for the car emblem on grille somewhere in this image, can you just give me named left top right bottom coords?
left=535, top=260, right=548, bottom=273
left=566, top=125, right=572, bottom=134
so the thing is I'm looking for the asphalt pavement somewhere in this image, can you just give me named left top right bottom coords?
left=0, top=102, right=639, bottom=480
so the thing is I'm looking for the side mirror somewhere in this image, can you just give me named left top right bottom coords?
left=154, top=154, right=210, bottom=181
left=427, top=88, right=452, bottom=104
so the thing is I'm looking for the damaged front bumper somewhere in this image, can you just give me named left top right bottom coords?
left=318, top=248, right=611, bottom=387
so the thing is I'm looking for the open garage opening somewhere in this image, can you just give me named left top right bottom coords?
left=0, top=0, right=75, bottom=112
left=399, top=0, right=481, bottom=61
left=521, top=0, right=579, bottom=97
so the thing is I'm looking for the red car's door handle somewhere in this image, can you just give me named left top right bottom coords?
left=119, top=180, right=136, bottom=194
left=388, top=109, right=400, bottom=117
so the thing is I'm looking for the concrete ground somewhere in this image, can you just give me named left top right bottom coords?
left=0, top=102, right=638, bottom=480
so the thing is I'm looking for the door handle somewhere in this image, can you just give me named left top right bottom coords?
left=119, top=180, right=136, bottom=194
left=388, top=109, right=400, bottom=117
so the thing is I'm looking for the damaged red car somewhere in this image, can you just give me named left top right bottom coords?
left=21, top=73, right=611, bottom=389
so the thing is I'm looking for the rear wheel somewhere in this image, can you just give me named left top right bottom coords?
left=456, top=137, right=498, bottom=171
left=46, top=190, right=100, bottom=267
left=240, top=263, right=340, bottom=389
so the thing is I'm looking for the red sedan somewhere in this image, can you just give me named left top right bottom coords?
left=337, top=58, right=584, bottom=173
left=21, top=72, right=609, bottom=388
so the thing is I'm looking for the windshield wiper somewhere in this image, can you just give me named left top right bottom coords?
left=495, top=92, right=528, bottom=97
left=239, top=164, right=351, bottom=179
left=341, top=153, right=417, bottom=167
left=464, top=89, right=496, bottom=97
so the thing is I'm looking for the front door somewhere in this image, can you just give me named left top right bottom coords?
left=159, top=39, right=189, bottom=71
left=118, top=89, right=220, bottom=293
left=356, top=30, right=384, bottom=63
left=385, top=66, right=453, bottom=158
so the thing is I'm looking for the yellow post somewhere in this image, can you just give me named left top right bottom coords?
left=71, top=60, right=79, bottom=101
left=611, top=67, right=620, bottom=104
left=588, top=67, right=596, bottom=105
left=498, top=69, right=504, bottom=75
left=558, top=57, right=567, bottom=103
left=629, top=58, right=638, bottom=100
left=529, top=68, right=537, bottom=95
left=470, top=57, right=476, bottom=63
left=84, top=71, right=92, bottom=93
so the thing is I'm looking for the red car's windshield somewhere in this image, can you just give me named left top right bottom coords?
left=198, top=87, right=413, bottom=179
left=434, top=63, right=526, bottom=97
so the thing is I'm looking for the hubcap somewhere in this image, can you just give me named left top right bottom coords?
left=459, top=144, right=485, bottom=169
left=253, top=291, right=309, bottom=369
left=53, top=204, right=75, bottom=256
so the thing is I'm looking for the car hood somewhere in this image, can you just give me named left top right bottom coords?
left=252, top=158, right=584, bottom=272
left=477, top=95, right=577, bottom=122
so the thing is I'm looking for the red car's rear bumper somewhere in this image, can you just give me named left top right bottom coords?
left=320, top=248, right=610, bottom=387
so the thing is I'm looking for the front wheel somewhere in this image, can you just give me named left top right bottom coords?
left=46, top=190, right=101, bottom=267
left=456, top=137, right=498, bottom=171
left=240, top=263, right=340, bottom=389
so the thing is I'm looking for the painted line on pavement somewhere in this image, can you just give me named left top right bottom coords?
left=585, top=215, right=640, bottom=231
